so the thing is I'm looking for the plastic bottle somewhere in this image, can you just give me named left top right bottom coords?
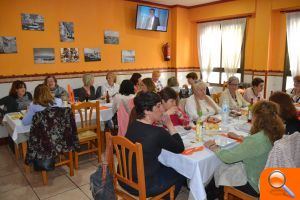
left=196, top=111, right=203, bottom=142
left=247, top=98, right=254, bottom=123
left=221, top=98, right=229, bottom=123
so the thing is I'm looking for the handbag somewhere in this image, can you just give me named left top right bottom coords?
left=33, top=158, right=55, bottom=171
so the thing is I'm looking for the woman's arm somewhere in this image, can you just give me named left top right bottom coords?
left=22, top=104, right=36, bottom=126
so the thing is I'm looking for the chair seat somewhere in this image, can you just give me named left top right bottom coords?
left=78, top=130, right=97, bottom=142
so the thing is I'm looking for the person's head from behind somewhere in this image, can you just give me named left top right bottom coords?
left=192, top=81, right=207, bottom=99
left=186, top=72, right=198, bottom=85
left=227, top=76, right=239, bottom=94
left=152, top=70, right=161, bottom=83
left=269, top=91, right=297, bottom=122
left=250, top=100, right=284, bottom=144
left=167, top=77, right=179, bottom=87
left=106, top=72, right=117, bottom=86
left=293, top=75, right=300, bottom=90
left=33, top=84, right=54, bottom=107
left=9, top=80, right=27, bottom=98
left=130, top=73, right=142, bottom=87
left=44, top=75, right=57, bottom=90
left=82, top=74, right=94, bottom=87
left=149, top=8, right=155, bottom=16
left=141, top=78, right=156, bottom=93
left=134, top=92, right=163, bottom=122
left=252, top=77, right=264, bottom=92
left=119, top=80, right=135, bottom=96
left=159, top=87, right=178, bottom=111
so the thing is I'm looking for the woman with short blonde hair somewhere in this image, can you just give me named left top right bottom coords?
left=185, top=81, right=220, bottom=120
left=76, top=73, right=96, bottom=102
left=100, top=72, right=120, bottom=98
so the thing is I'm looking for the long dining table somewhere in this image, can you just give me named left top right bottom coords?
left=158, top=116, right=250, bottom=200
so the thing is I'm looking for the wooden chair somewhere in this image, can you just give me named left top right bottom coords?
left=223, top=81, right=228, bottom=91
left=212, top=92, right=222, bottom=105
left=71, top=101, right=102, bottom=169
left=106, top=132, right=175, bottom=200
left=224, top=186, right=258, bottom=200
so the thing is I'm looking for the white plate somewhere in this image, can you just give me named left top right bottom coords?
left=175, top=126, right=193, bottom=137
left=214, top=135, right=237, bottom=148
left=235, top=122, right=251, bottom=133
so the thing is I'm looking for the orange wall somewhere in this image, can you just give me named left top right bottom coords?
left=0, top=0, right=172, bottom=76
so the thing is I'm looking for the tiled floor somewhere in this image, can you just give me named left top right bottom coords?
left=0, top=145, right=189, bottom=200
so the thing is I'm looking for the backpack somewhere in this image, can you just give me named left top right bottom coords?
left=90, top=163, right=116, bottom=200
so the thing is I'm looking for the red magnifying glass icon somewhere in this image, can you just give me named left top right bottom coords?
left=268, top=170, right=295, bottom=198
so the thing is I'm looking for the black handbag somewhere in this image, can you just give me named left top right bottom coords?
left=33, top=158, right=55, bottom=171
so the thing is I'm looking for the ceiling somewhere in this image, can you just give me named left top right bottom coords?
left=141, top=0, right=223, bottom=7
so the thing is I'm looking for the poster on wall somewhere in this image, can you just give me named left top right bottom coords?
left=60, top=48, right=79, bottom=63
left=33, top=48, right=55, bottom=64
left=21, top=13, right=44, bottom=31
left=104, top=30, right=119, bottom=44
left=122, top=50, right=135, bottom=63
left=0, top=36, right=17, bottom=54
left=84, top=48, right=101, bottom=62
left=59, top=22, right=74, bottom=42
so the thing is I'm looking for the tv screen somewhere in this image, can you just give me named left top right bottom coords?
left=136, top=5, right=169, bottom=32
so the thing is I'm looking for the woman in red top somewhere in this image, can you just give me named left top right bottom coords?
left=159, top=87, right=190, bottom=126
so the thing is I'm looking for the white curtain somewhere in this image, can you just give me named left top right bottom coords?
left=198, top=22, right=221, bottom=82
left=221, top=18, right=246, bottom=79
left=286, top=12, right=300, bottom=77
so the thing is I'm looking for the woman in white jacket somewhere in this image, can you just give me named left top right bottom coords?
left=220, top=76, right=249, bottom=109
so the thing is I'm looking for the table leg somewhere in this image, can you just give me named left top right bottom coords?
left=14, top=143, right=19, bottom=160
left=21, top=142, right=30, bottom=173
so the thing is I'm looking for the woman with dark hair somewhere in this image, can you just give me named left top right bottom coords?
left=140, top=78, right=156, bottom=93
left=112, top=80, right=135, bottom=114
left=44, top=75, right=68, bottom=100
left=22, top=84, right=63, bottom=125
left=122, top=92, right=185, bottom=198
left=0, top=80, right=32, bottom=114
left=204, top=101, right=284, bottom=198
left=269, top=91, right=300, bottom=135
left=243, top=77, right=264, bottom=103
left=159, top=87, right=189, bottom=126
left=130, top=73, right=142, bottom=93
left=287, top=75, right=300, bottom=103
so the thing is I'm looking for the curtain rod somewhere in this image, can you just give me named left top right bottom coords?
left=196, top=14, right=252, bottom=23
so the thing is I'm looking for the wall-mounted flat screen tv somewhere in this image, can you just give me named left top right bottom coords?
left=136, top=5, right=169, bottom=32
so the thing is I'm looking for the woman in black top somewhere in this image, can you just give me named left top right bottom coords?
left=269, top=91, right=300, bottom=135
left=75, top=73, right=96, bottom=102
left=122, top=92, right=185, bottom=198
left=0, top=80, right=32, bottom=114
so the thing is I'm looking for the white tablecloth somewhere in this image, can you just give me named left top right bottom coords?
left=158, top=117, right=249, bottom=200
left=3, top=103, right=113, bottom=144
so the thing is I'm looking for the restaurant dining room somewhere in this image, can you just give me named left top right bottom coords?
left=0, top=0, right=300, bottom=200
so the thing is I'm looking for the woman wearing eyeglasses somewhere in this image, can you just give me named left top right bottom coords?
left=243, top=77, right=264, bottom=103
left=220, top=76, right=249, bottom=109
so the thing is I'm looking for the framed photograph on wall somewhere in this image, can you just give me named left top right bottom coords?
left=59, top=22, right=74, bottom=42
left=0, top=36, right=17, bottom=54
left=60, top=48, right=79, bottom=63
left=33, top=48, right=55, bottom=64
left=21, top=13, right=44, bottom=31
left=122, top=50, right=135, bottom=63
left=104, top=30, right=119, bottom=44
left=84, top=48, right=101, bottom=62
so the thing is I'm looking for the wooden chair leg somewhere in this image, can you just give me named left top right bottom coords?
left=74, top=152, right=79, bottom=169
left=97, top=138, right=102, bottom=163
left=68, top=151, right=74, bottom=176
left=42, top=171, right=48, bottom=185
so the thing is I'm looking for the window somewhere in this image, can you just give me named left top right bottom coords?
left=197, top=18, right=246, bottom=85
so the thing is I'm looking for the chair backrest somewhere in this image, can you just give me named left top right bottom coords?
left=67, top=84, right=75, bottom=104
left=107, top=133, right=147, bottom=200
left=212, top=92, right=222, bottom=105
left=71, top=101, right=100, bottom=134
left=265, top=132, right=300, bottom=168
left=223, top=81, right=228, bottom=91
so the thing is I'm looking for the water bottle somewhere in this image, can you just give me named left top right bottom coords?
left=221, top=99, right=229, bottom=123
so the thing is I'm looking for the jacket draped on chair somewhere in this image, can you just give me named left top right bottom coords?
left=25, top=107, right=80, bottom=164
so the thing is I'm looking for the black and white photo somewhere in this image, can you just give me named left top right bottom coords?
left=59, top=22, right=74, bottom=42
left=104, top=30, right=119, bottom=44
left=33, top=48, right=55, bottom=64
left=0, top=36, right=17, bottom=54
left=21, top=13, right=44, bottom=31
left=122, top=50, right=135, bottom=63
left=84, top=48, right=101, bottom=62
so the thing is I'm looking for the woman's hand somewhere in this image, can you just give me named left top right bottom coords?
left=162, top=114, right=177, bottom=135
left=204, top=140, right=220, bottom=152
left=165, top=106, right=179, bottom=116
left=227, top=132, right=244, bottom=142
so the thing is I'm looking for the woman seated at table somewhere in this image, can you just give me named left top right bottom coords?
left=0, top=80, right=32, bottom=114
left=286, top=75, right=300, bottom=103
left=100, top=72, right=120, bottom=98
left=140, top=77, right=156, bottom=93
left=243, top=77, right=264, bottom=103
left=159, top=87, right=189, bottom=126
left=76, top=73, right=96, bottom=102
left=220, top=76, right=249, bottom=109
left=167, top=77, right=180, bottom=94
left=185, top=82, right=220, bottom=121
left=130, top=73, right=142, bottom=93
left=44, top=75, right=68, bottom=100
left=269, top=91, right=300, bottom=135
left=122, top=92, right=185, bottom=198
left=22, top=84, right=63, bottom=126
left=204, top=101, right=284, bottom=199
left=112, top=80, right=135, bottom=114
